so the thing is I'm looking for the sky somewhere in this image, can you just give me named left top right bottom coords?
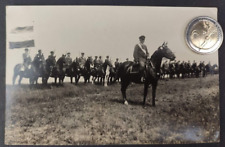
left=6, top=6, right=219, bottom=84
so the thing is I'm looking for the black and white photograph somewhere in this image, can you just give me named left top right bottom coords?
left=5, top=6, right=220, bottom=145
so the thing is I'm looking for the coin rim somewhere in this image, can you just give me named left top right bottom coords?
left=185, top=16, right=223, bottom=54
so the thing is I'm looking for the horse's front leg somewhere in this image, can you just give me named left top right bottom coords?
left=121, top=80, right=130, bottom=105
left=143, top=82, right=150, bottom=106
left=104, top=75, right=108, bottom=87
left=18, top=76, right=23, bottom=85
left=152, top=81, right=157, bottom=106
left=76, top=75, right=80, bottom=84
left=55, top=77, right=57, bottom=84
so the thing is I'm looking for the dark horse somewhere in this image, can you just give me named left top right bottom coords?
left=47, top=56, right=67, bottom=85
left=13, top=63, right=37, bottom=85
left=65, top=61, right=79, bottom=84
left=74, top=57, right=93, bottom=84
left=92, top=60, right=113, bottom=86
left=116, top=42, right=175, bottom=106
left=12, top=59, right=45, bottom=85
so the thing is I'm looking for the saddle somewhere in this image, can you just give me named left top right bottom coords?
left=129, top=62, right=140, bottom=74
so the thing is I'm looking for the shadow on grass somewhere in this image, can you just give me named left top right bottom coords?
left=109, top=98, right=152, bottom=107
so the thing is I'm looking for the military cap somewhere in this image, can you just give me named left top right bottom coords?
left=38, top=49, right=42, bottom=52
left=50, top=51, right=54, bottom=53
left=106, top=56, right=109, bottom=58
left=25, top=48, right=29, bottom=51
left=139, top=35, right=145, bottom=40
left=67, top=52, right=70, bottom=54
left=81, top=52, right=84, bottom=54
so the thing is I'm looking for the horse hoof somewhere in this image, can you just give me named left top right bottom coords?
left=124, top=101, right=128, bottom=105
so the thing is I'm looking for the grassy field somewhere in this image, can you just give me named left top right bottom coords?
left=5, top=75, right=219, bottom=145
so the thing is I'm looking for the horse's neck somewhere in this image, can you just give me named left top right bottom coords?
left=150, top=51, right=163, bottom=72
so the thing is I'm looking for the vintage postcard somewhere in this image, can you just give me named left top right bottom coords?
left=5, top=6, right=220, bottom=145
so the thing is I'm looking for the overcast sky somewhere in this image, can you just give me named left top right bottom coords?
left=6, top=6, right=218, bottom=84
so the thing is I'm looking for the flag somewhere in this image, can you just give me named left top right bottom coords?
left=11, top=26, right=33, bottom=34
left=8, top=25, right=35, bottom=49
left=9, top=40, right=35, bottom=49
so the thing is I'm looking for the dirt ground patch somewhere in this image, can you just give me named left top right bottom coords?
left=5, top=75, right=219, bottom=145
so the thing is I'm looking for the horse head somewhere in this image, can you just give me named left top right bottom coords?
left=159, top=42, right=176, bottom=61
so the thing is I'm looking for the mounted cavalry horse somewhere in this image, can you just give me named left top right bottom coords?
left=116, top=42, right=175, bottom=106
left=91, top=59, right=113, bottom=86
left=42, top=55, right=66, bottom=85
left=52, top=55, right=67, bottom=85
left=13, top=58, right=45, bottom=85
left=73, top=57, right=93, bottom=84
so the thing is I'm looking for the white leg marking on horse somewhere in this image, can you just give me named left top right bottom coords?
left=124, top=101, right=129, bottom=105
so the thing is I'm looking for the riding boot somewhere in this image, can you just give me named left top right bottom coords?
left=139, top=69, right=146, bottom=82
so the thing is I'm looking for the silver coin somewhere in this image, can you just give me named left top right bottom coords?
left=185, top=16, right=223, bottom=54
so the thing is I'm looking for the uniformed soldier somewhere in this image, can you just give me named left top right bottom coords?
left=46, top=51, right=56, bottom=65
left=133, top=35, right=149, bottom=75
left=114, top=58, right=120, bottom=69
left=65, top=52, right=73, bottom=66
left=192, top=60, right=197, bottom=69
left=98, top=56, right=103, bottom=66
left=22, top=48, right=32, bottom=70
left=105, top=56, right=110, bottom=62
left=94, top=56, right=99, bottom=68
left=78, top=52, right=86, bottom=69
left=34, top=49, right=45, bottom=62
left=32, top=49, right=45, bottom=70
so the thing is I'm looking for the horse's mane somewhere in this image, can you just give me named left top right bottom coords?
left=150, top=48, right=161, bottom=60
left=149, top=48, right=163, bottom=73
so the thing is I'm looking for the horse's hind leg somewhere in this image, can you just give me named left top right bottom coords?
left=70, top=76, right=73, bottom=83
left=152, top=82, right=157, bottom=106
left=143, top=82, right=150, bottom=106
left=12, top=73, right=17, bottom=85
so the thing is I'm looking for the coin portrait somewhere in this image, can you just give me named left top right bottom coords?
left=186, top=16, right=223, bottom=54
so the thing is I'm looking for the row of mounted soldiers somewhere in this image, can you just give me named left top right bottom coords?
left=22, top=49, right=121, bottom=71
left=15, top=48, right=121, bottom=85
left=17, top=48, right=218, bottom=85
left=160, top=60, right=218, bottom=79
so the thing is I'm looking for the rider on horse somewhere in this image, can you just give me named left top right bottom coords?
left=65, top=52, right=72, bottom=66
left=33, top=49, right=45, bottom=69
left=47, top=51, right=56, bottom=62
left=133, top=35, right=149, bottom=79
left=94, top=56, right=99, bottom=68
left=105, top=56, right=110, bottom=64
left=78, top=52, right=86, bottom=69
left=98, top=56, right=103, bottom=66
left=65, top=52, right=73, bottom=74
left=22, top=48, right=32, bottom=71
left=114, top=58, right=120, bottom=69
left=46, top=51, right=56, bottom=68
